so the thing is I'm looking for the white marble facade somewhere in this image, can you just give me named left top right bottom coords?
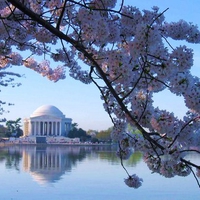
left=24, top=105, right=72, bottom=137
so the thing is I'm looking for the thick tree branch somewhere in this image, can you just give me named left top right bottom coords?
left=7, top=0, right=165, bottom=151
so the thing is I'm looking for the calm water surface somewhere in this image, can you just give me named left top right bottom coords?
left=0, top=145, right=199, bottom=200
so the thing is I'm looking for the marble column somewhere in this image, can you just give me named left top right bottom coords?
left=59, top=122, right=61, bottom=136
left=43, top=122, right=45, bottom=135
left=47, top=122, right=49, bottom=136
left=50, top=122, right=52, bottom=135
left=43, top=121, right=45, bottom=136
left=34, top=122, right=37, bottom=135
left=30, top=121, right=32, bottom=135
left=55, top=122, right=57, bottom=135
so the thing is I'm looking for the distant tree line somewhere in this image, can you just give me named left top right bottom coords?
left=69, top=124, right=141, bottom=144
left=0, top=118, right=23, bottom=138
left=87, top=126, right=141, bottom=144
left=68, top=123, right=91, bottom=142
left=89, top=127, right=113, bottom=143
left=68, top=123, right=113, bottom=143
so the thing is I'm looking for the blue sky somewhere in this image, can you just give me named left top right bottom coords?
left=1, top=0, right=200, bottom=131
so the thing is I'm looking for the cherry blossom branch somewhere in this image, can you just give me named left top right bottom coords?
left=66, top=0, right=129, bottom=18
left=7, top=0, right=168, bottom=152
left=180, top=157, right=200, bottom=169
left=89, top=66, right=115, bottom=124
left=180, top=158, right=200, bottom=187
left=169, top=116, right=200, bottom=148
left=56, top=0, right=67, bottom=30
left=118, top=142, right=131, bottom=177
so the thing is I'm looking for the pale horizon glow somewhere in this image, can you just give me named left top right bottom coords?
left=1, top=0, right=200, bottom=131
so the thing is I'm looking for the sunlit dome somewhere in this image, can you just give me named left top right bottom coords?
left=30, top=105, right=65, bottom=118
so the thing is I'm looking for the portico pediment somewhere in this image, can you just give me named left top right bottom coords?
left=30, top=115, right=61, bottom=120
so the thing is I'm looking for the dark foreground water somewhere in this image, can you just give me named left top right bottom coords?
left=0, top=145, right=199, bottom=200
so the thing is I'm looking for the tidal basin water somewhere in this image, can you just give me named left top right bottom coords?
left=0, top=145, right=199, bottom=200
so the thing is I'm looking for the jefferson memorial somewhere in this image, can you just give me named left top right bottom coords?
left=23, top=105, right=72, bottom=137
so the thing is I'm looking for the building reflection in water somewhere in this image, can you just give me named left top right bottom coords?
left=21, top=146, right=83, bottom=185
left=23, top=146, right=63, bottom=184
left=20, top=145, right=116, bottom=185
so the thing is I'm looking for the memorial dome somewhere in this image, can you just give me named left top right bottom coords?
left=30, top=105, right=65, bottom=118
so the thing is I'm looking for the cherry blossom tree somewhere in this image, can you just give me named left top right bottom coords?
left=0, top=0, right=200, bottom=188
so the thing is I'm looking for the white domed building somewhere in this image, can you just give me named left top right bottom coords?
left=23, top=105, right=72, bottom=138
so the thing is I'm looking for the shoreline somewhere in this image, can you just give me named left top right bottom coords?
left=0, top=142, right=113, bottom=147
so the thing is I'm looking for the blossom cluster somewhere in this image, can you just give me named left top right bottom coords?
left=23, top=58, right=66, bottom=82
left=124, top=174, right=143, bottom=188
left=144, top=154, right=191, bottom=178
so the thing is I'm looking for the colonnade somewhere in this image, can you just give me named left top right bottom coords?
left=29, top=121, right=62, bottom=136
